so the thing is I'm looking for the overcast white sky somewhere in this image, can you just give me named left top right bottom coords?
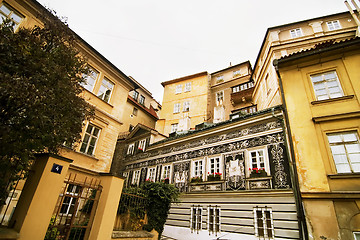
left=37, top=0, right=348, bottom=103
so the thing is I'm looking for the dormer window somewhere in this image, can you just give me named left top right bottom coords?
left=127, top=143, right=135, bottom=155
left=216, top=76, right=224, bottom=83
left=327, top=20, right=341, bottom=31
left=233, top=70, right=241, bottom=77
left=133, top=91, right=139, bottom=101
left=290, top=28, right=303, bottom=38
left=138, top=139, right=146, bottom=152
left=139, top=95, right=145, bottom=105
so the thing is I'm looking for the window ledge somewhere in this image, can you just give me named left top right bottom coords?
left=84, top=89, right=114, bottom=108
left=311, top=95, right=354, bottom=105
left=328, top=173, right=360, bottom=179
left=75, top=151, right=100, bottom=161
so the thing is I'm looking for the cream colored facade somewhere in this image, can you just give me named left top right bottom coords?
left=156, top=72, right=209, bottom=136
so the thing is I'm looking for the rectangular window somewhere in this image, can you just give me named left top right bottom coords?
left=133, top=91, right=139, bottom=101
left=138, top=139, right=146, bottom=152
left=327, top=131, right=360, bottom=173
left=216, top=76, right=224, bottom=83
left=216, top=91, right=224, bottom=106
left=127, top=143, right=135, bottom=155
left=185, top=82, right=191, bottom=92
left=97, top=77, right=114, bottom=102
left=60, top=184, right=81, bottom=215
left=175, top=84, right=182, bottom=94
left=310, top=71, right=343, bottom=100
left=232, top=86, right=240, bottom=93
left=353, top=232, right=360, bottom=240
left=191, top=206, right=202, bottom=231
left=193, top=160, right=203, bottom=177
left=139, top=95, right=145, bottom=105
left=147, top=167, right=156, bottom=182
left=171, top=123, right=178, bottom=133
left=327, top=20, right=341, bottom=31
left=233, top=70, right=241, bottom=77
left=0, top=3, right=24, bottom=30
left=290, top=28, right=303, bottom=38
left=81, top=67, right=98, bottom=92
left=80, top=124, right=100, bottom=155
left=208, top=206, right=220, bottom=234
left=209, top=157, right=221, bottom=175
left=133, top=107, right=138, bottom=116
left=162, top=165, right=171, bottom=181
left=183, top=101, right=190, bottom=112
left=250, top=149, right=265, bottom=170
left=254, top=208, right=274, bottom=239
left=173, top=103, right=181, bottom=113
left=132, top=170, right=140, bottom=185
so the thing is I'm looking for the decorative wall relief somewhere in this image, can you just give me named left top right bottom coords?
left=225, top=152, right=245, bottom=190
left=173, top=161, right=190, bottom=192
left=268, top=143, right=291, bottom=189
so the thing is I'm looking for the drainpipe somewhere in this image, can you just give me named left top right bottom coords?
left=345, top=0, right=360, bottom=37
left=273, top=60, right=309, bottom=240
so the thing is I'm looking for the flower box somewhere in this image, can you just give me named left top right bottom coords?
left=249, top=168, right=267, bottom=178
left=190, top=176, right=203, bottom=183
left=207, top=172, right=222, bottom=181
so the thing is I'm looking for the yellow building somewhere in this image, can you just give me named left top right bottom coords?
left=156, top=71, right=209, bottom=136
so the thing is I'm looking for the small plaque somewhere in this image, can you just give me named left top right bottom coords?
left=51, top=163, right=63, bottom=174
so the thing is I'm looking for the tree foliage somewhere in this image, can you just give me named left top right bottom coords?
left=0, top=15, right=94, bottom=203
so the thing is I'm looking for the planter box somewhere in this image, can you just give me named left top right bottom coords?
left=250, top=172, right=267, bottom=178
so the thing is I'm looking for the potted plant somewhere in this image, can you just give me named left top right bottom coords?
left=190, top=176, right=203, bottom=183
left=207, top=172, right=222, bottom=181
left=249, top=168, right=267, bottom=178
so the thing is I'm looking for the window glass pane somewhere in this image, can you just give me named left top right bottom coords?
left=333, top=154, right=348, bottom=164
left=346, top=144, right=360, bottom=153
left=336, top=163, right=351, bottom=173
left=343, top=133, right=357, bottom=142
left=11, top=13, right=22, bottom=23
left=328, top=135, right=342, bottom=143
left=330, top=145, right=346, bottom=154
left=0, top=5, right=11, bottom=15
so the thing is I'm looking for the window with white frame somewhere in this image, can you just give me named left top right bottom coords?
left=97, top=77, right=114, bottom=103
left=127, top=143, right=135, bottom=155
left=173, top=103, right=181, bottom=113
left=254, top=207, right=274, bottom=239
left=327, top=131, right=360, bottom=173
left=175, top=84, right=182, bottom=94
left=209, top=157, right=221, bottom=175
left=171, top=123, right=178, bottom=133
left=139, top=95, right=145, bottom=105
left=191, top=206, right=202, bottom=231
left=327, top=20, right=341, bottom=31
left=310, top=71, right=343, bottom=101
left=183, top=101, right=190, bottom=112
left=162, top=165, right=171, bottom=181
left=132, top=170, right=141, bottom=185
left=249, top=149, right=266, bottom=173
left=233, top=70, right=241, bottom=77
left=79, top=124, right=100, bottom=155
left=138, top=139, right=146, bottom=152
left=193, top=160, right=203, bottom=177
left=147, top=167, right=156, bottom=182
left=353, top=232, right=360, bottom=240
left=290, top=28, right=303, bottom=38
left=216, top=91, right=224, bottom=106
left=81, top=67, right=98, bottom=92
left=208, top=206, right=220, bottom=234
left=0, top=3, right=24, bottom=31
left=133, top=91, right=139, bottom=101
left=60, top=184, right=81, bottom=215
left=185, top=82, right=191, bottom=92
left=216, top=75, right=224, bottom=82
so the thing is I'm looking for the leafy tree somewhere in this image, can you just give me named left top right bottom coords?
left=0, top=14, right=94, bottom=204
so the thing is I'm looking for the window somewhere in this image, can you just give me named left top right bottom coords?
left=132, top=170, right=140, bottom=185
left=327, top=131, right=360, bottom=173
left=209, top=157, right=221, bottom=175
left=129, top=124, right=134, bottom=132
left=171, top=123, right=178, bottom=133
left=133, top=107, right=138, bottom=116
left=327, top=20, right=341, bottom=31
left=147, top=167, right=156, bottom=182
left=216, top=76, right=224, bottom=83
left=290, top=28, right=303, bottom=38
left=232, top=81, right=255, bottom=93
left=233, top=70, right=241, bottom=77
left=97, top=77, right=114, bottom=102
left=208, top=206, right=220, bottom=234
left=254, top=207, right=274, bottom=239
left=139, top=95, right=145, bottom=105
left=354, top=232, right=360, bottom=240
left=250, top=149, right=266, bottom=173
left=79, top=124, right=100, bottom=155
left=310, top=71, right=343, bottom=100
left=175, top=84, right=182, bottom=94
left=191, top=206, right=202, bottom=231
left=173, top=103, right=181, bottom=113
left=60, top=184, right=81, bottom=215
left=133, top=91, right=139, bottom=101
left=183, top=101, right=190, bottom=112
left=81, top=67, right=98, bottom=92
left=216, top=91, right=223, bottom=106
left=0, top=3, right=24, bottom=30
left=232, top=86, right=240, bottom=93
left=193, top=160, right=203, bottom=177
left=185, top=82, right=191, bottom=92
left=138, top=139, right=146, bottom=152
left=162, top=165, right=171, bottom=181
left=127, top=143, right=135, bottom=155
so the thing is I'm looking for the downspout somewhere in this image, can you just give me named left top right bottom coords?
left=273, top=60, right=309, bottom=240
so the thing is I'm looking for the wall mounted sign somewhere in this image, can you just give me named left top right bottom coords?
left=51, top=163, right=63, bottom=174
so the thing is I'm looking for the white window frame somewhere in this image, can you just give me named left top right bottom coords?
left=254, top=207, right=274, bottom=239
left=193, top=159, right=204, bottom=178
left=127, top=143, right=135, bottom=155
left=327, top=20, right=341, bottom=31
left=162, top=165, right=172, bottom=182
left=248, top=148, right=270, bottom=177
left=97, top=77, right=114, bottom=103
left=60, top=184, right=81, bottom=215
left=173, top=103, right=181, bottom=113
left=233, top=70, right=241, bottom=77
left=208, top=206, right=221, bottom=234
left=190, top=206, right=203, bottom=231
left=0, top=3, right=24, bottom=31
left=183, top=101, right=190, bottom=112
left=139, top=95, right=145, bottom=105
left=216, top=91, right=224, bottom=106
left=138, top=139, right=146, bottom=152
left=185, top=82, right=191, bottom=92
left=232, top=86, right=240, bottom=93
left=81, top=67, right=98, bottom=92
left=216, top=75, right=224, bottom=82
left=133, top=91, right=139, bottom=101
left=310, top=70, right=343, bottom=101
left=353, top=232, right=360, bottom=240
left=175, top=84, right=182, bottom=94
left=327, top=131, right=360, bottom=174
left=290, top=28, right=303, bottom=38
left=132, top=170, right=141, bottom=185
left=208, top=157, right=221, bottom=175
left=171, top=123, right=178, bottom=133
left=147, top=167, right=156, bottom=182
left=79, top=123, right=101, bottom=155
